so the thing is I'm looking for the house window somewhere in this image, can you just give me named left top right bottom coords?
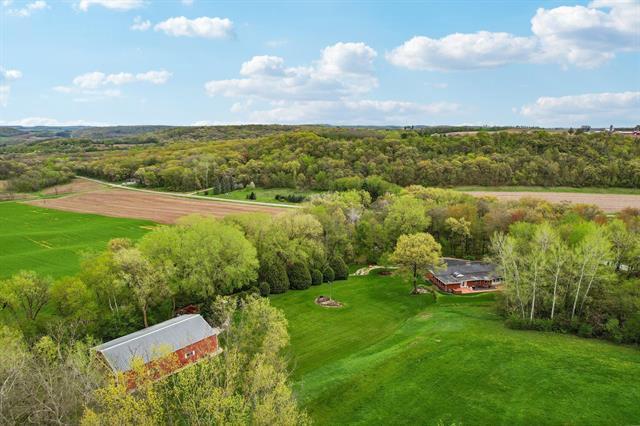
left=185, top=350, right=196, bottom=359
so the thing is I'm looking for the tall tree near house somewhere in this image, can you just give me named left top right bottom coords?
left=606, top=219, right=637, bottom=272
left=383, top=195, right=430, bottom=250
left=571, top=228, right=612, bottom=320
left=491, top=233, right=526, bottom=319
left=113, top=248, right=172, bottom=328
left=0, top=271, right=51, bottom=322
left=445, top=217, right=471, bottom=257
left=529, top=224, right=553, bottom=321
left=545, top=226, right=569, bottom=320
left=390, top=233, right=442, bottom=294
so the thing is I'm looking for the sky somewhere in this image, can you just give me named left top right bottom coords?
left=1, top=0, right=639, bottom=127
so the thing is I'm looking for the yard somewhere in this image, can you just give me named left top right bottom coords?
left=271, top=270, right=640, bottom=425
left=199, top=187, right=321, bottom=205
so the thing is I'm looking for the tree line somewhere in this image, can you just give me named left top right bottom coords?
left=66, top=130, right=640, bottom=192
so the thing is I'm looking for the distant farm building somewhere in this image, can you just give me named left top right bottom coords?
left=93, top=314, right=221, bottom=387
left=427, top=258, right=501, bottom=294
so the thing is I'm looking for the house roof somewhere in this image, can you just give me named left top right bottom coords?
left=431, top=258, right=500, bottom=285
left=93, top=314, right=220, bottom=373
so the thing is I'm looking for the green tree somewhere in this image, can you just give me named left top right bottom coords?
left=390, top=233, right=442, bottom=294
left=0, top=271, right=51, bottom=322
left=113, top=248, right=172, bottom=328
left=384, top=196, right=430, bottom=249
left=287, top=262, right=312, bottom=290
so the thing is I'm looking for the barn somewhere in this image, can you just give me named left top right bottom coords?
left=93, top=314, right=221, bottom=386
left=427, top=258, right=501, bottom=294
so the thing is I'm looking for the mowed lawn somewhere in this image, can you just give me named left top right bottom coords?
left=271, top=271, right=640, bottom=425
left=201, top=187, right=321, bottom=205
left=0, top=202, right=154, bottom=279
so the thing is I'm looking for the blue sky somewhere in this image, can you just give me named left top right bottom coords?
left=1, top=0, right=639, bottom=126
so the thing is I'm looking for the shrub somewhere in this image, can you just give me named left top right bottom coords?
left=274, top=193, right=308, bottom=203
left=311, top=269, right=323, bottom=286
left=605, top=318, right=623, bottom=343
left=322, top=266, right=335, bottom=283
left=260, top=258, right=289, bottom=294
left=287, top=262, right=312, bottom=290
left=577, top=323, right=594, bottom=338
left=330, top=257, right=349, bottom=280
left=259, top=282, right=270, bottom=297
left=247, top=191, right=257, bottom=200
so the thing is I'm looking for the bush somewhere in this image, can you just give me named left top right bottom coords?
left=577, top=323, right=594, bottom=338
left=275, top=193, right=308, bottom=203
left=259, top=282, right=270, bottom=297
left=330, top=257, right=349, bottom=281
left=311, top=269, right=323, bottom=286
left=246, top=191, right=257, bottom=200
left=504, top=316, right=554, bottom=332
left=322, top=266, right=335, bottom=283
left=260, top=258, right=289, bottom=294
left=605, top=318, right=623, bottom=343
left=287, top=262, right=312, bottom=290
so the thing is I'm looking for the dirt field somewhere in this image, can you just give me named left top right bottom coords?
left=26, top=185, right=290, bottom=223
left=464, top=191, right=640, bottom=213
left=41, top=178, right=102, bottom=195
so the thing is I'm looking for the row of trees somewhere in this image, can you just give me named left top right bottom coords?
left=491, top=219, right=640, bottom=343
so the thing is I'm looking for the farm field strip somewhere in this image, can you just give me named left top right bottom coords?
left=461, top=190, right=640, bottom=212
left=24, top=182, right=291, bottom=224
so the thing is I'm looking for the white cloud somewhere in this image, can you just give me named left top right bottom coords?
left=388, top=0, right=640, bottom=70
left=0, top=68, right=22, bottom=107
left=130, top=16, right=151, bottom=31
left=520, top=91, right=640, bottom=125
left=387, top=32, right=537, bottom=71
left=77, top=0, right=143, bottom=11
left=205, top=42, right=458, bottom=124
left=1, top=68, right=22, bottom=80
left=206, top=42, right=379, bottom=101
left=69, top=70, right=171, bottom=89
left=181, top=0, right=193, bottom=5
left=154, top=16, right=234, bottom=39
left=1, top=117, right=109, bottom=126
left=7, top=0, right=47, bottom=17
left=531, top=1, right=640, bottom=67
left=0, top=85, right=10, bottom=107
left=55, top=70, right=171, bottom=101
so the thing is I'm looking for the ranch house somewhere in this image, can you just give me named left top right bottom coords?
left=427, top=258, right=501, bottom=294
left=93, top=314, right=221, bottom=388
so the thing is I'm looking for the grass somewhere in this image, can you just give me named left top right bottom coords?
left=271, top=271, right=640, bottom=425
left=0, top=202, right=154, bottom=279
left=198, top=187, right=321, bottom=204
left=454, top=185, right=640, bottom=195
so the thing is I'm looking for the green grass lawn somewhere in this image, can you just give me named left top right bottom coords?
left=0, top=202, right=154, bottom=279
left=199, top=187, right=321, bottom=204
left=454, top=185, right=640, bottom=195
left=271, top=271, right=640, bottom=425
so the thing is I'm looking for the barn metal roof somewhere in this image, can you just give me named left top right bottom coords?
left=432, top=258, right=500, bottom=285
left=93, top=314, right=220, bottom=373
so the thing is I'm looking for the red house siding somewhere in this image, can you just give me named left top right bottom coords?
left=124, top=335, right=220, bottom=390
left=175, top=335, right=219, bottom=366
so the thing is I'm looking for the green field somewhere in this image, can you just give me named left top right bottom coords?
left=0, top=203, right=154, bottom=279
left=199, top=187, right=321, bottom=204
left=271, top=271, right=640, bottom=425
left=454, top=185, right=640, bottom=195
